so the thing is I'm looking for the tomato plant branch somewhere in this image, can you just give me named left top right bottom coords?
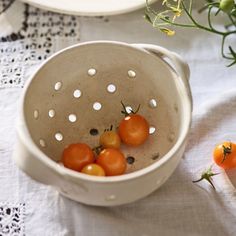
left=145, top=0, right=236, bottom=66
left=228, top=13, right=236, bottom=27
left=181, top=1, right=225, bottom=35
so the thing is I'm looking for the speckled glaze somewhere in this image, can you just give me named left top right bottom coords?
left=13, top=41, right=192, bottom=206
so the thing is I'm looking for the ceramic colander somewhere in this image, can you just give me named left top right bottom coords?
left=13, top=41, right=192, bottom=206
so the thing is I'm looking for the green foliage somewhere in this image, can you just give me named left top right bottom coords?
left=145, top=0, right=236, bottom=66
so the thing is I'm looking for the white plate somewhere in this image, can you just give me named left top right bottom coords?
left=20, top=0, right=157, bottom=16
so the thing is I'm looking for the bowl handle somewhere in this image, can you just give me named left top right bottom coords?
left=132, top=43, right=193, bottom=111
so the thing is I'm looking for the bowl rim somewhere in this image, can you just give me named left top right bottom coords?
left=18, top=40, right=192, bottom=183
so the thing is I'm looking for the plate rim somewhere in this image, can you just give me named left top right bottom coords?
left=19, top=0, right=157, bottom=16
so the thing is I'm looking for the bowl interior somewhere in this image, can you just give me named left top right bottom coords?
left=23, top=42, right=183, bottom=174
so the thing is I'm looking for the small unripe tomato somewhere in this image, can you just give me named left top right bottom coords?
left=220, top=0, right=234, bottom=13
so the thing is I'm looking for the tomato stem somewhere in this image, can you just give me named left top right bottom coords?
left=104, top=125, right=113, bottom=132
left=120, top=101, right=141, bottom=116
left=92, top=145, right=103, bottom=156
left=121, top=101, right=129, bottom=116
left=222, top=142, right=232, bottom=163
left=133, top=104, right=141, bottom=114
left=192, top=165, right=219, bottom=190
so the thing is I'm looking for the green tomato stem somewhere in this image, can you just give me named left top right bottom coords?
left=192, top=165, right=219, bottom=190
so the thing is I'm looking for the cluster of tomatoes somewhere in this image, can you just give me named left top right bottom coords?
left=61, top=104, right=149, bottom=176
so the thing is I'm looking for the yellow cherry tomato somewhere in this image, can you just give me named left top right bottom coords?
left=99, top=131, right=121, bottom=149
left=81, top=163, right=106, bottom=176
left=213, top=141, right=236, bottom=170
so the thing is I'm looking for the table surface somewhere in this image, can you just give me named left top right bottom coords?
left=1, top=1, right=236, bottom=236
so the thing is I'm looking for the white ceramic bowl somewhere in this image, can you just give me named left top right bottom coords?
left=13, top=41, right=192, bottom=206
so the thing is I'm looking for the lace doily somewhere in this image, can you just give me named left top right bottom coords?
left=0, top=203, right=25, bottom=236
left=0, top=0, right=80, bottom=88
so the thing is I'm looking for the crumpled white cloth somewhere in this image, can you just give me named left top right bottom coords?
left=1, top=1, right=236, bottom=236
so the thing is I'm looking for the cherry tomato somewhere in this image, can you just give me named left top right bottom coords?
left=96, top=148, right=127, bottom=176
left=62, top=143, right=94, bottom=172
left=213, top=141, right=236, bottom=169
left=99, top=131, right=121, bottom=149
left=220, top=0, right=234, bottom=13
left=118, top=114, right=149, bottom=146
left=81, top=164, right=106, bottom=176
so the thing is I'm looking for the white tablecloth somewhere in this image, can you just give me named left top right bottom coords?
left=1, top=1, right=236, bottom=235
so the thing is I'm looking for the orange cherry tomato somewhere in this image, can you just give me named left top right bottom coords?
left=62, top=143, right=94, bottom=172
left=118, top=114, right=149, bottom=146
left=81, top=164, right=106, bottom=176
left=99, top=131, right=121, bottom=149
left=213, top=141, right=236, bottom=169
left=96, top=148, right=127, bottom=176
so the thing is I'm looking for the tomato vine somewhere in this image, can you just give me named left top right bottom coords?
left=145, top=0, right=236, bottom=66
